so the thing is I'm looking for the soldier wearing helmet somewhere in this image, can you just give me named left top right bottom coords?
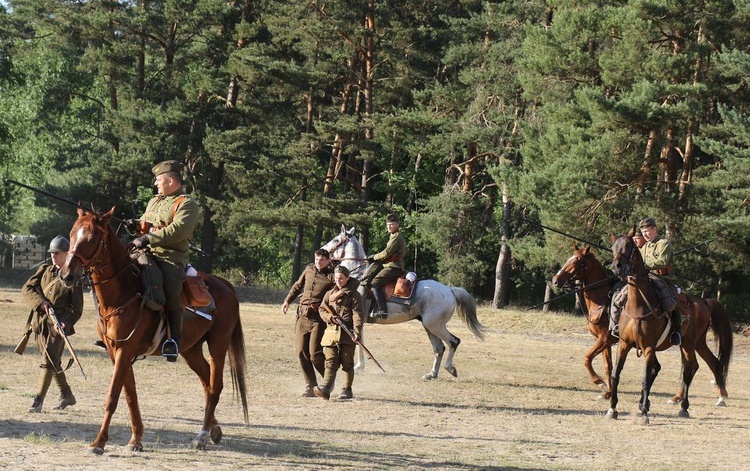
left=21, top=235, right=84, bottom=412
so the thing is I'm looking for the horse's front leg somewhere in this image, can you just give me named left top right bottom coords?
left=584, top=334, right=611, bottom=399
left=637, top=351, right=661, bottom=425
left=121, top=364, right=144, bottom=451
left=353, top=327, right=366, bottom=373
left=422, top=328, right=445, bottom=380
left=606, top=342, right=631, bottom=420
left=89, top=350, right=133, bottom=455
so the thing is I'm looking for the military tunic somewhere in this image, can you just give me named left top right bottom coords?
left=640, top=235, right=674, bottom=277
left=369, top=231, right=407, bottom=288
left=22, top=264, right=84, bottom=368
left=283, top=263, right=335, bottom=388
left=319, top=277, right=364, bottom=387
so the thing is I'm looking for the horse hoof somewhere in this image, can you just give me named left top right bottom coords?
left=678, top=409, right=690, bottom=419
left=127, top=443, right=143, bottom=452
left=87, top=446, right=104, bottom=456
left=604, top=409, right=618, bottom=420
left=422, top=372, right=437, bottom=381
left=638, top=415, right=650, bottom=426
left=666, top=397, right=679, bottom=405
left=192, top=437, right=207, bottom=450
left=716, top=396, right=727, bottom=407
left=210, top=426, right=223, bottom=445
left=445, top=366, right=457, bottom=378
left=354, top=366, right=365, bottom=374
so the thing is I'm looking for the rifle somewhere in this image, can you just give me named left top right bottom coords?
left=674, top=239, right=714, bottom=256
left=14, top=311, right=35, bottom=355
left=47, top=307, right=87, bottom=380
left=526, top=275, right=618, bottom=311
left=321, top=304, right=385, bottom=373
left=524, top=218, right=609, bottom=251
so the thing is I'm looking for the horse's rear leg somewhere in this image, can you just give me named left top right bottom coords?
left=677, top=348, right=699, bottom=418
left=182, top=346, right=224, bottom=449
left=695, top=337, right=728, bottom=405
left=122, top=366, right=144, bottom=452
left=422, top=328, right=445, bottom=380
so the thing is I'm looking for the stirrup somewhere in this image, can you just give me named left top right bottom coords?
left=162, top=338, right=179, bottom=362
left=370, top=310, right=388, bottom=320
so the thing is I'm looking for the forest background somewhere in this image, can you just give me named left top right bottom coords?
left=1, top=0, right=749, bottom=320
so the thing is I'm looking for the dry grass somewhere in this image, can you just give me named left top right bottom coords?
left=0, top=287, right=749, bottom=470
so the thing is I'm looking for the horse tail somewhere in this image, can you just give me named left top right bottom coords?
left=225, top=283, right=249, bottom=424
left=450, top=287, right=485, bottom=341
left=707, top=299, right=733, bottom=387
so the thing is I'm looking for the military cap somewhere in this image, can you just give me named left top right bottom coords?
left=386, top=213, right=400, bottom=223
left=151, top=160, right=184, bottom=177
left=335, top=265, right=350, bottom=276
left=48, top=235, right=70, bottom=253
left=638, top=217, right=657, bottom=229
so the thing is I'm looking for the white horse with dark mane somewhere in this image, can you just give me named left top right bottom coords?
left=321, top=226, right=485, bottom=379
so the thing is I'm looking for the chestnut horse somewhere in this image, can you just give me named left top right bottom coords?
left=606, top=231, right=732, bottom=424
left=60, top=207, right=248, bottom=454
left=553, top=243, right=732, bottom=406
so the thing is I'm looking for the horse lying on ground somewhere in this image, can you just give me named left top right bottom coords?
left=553, top=243, right=732, bottom=407
left=322, top=226, right=485, bottom=380
left=60, top=207, right=248, bottom=454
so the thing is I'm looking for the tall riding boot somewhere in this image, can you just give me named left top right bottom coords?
left=371, top=288, right=388, bottom=319
left=609, top=304, right=621, bottom=338
left=314, top=369, right=337, bottom=400
left=162, top=309, right=183, bottom=362
left=29, top=368, right=54, bottom=413
left=670, top=310, right=682, bottom=346
left=338, top=369, right=354, bottom=400
left=53, top=372, right=76, bottom=410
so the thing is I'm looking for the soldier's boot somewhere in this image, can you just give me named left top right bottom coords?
left=313, top=369, right=337, bottom=401
left=337, top=369, right=354, bottom=400
left=162, top=309, right=183, bottom=362
left=28, top=369, right=54, bottom=413
left=370, top=288, right=388, bottom=319
left=52, top=372, right=76, bottom=410
left=670, top=310, right=682, bottom=346
left=300, top=385, right=316, bottom=398
left=609, top=304, right=621, bottom=338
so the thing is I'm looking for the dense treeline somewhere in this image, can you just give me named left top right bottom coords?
left=1, top=1, right=749, bottom=319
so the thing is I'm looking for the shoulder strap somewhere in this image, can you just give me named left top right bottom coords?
left=169, top=195, right=188, bottom=223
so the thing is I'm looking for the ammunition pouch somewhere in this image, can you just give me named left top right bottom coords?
left=321, top=325, right=342, bottom=347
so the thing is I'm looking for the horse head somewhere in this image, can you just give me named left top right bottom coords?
left=320, top=225, right=367, bottom=279
left=610, top=226, right=647, bottom=280
left=552, top=243, right=591, bottom=289
left=60, top=206, right=120, bottom=287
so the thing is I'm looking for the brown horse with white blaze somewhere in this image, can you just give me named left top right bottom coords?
left=59, top=207, right=248, bottom=454
left=554, top=243, right=732, bottom=406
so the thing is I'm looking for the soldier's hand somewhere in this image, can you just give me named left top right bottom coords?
left=39, top=300, right=52, bottom=315
left=131, top=236, right=150, bottom=249
left=281, top=301, right=289, bottom=314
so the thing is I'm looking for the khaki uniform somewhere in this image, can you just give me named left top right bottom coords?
left=319, top=277, right=364, bottom=391
left=139, top=189, right=199, bottom=312
left=367, top=231, right=407, bottom=288
left=283, top=263, right=335, bottom=388
left=640, top=236, right=674, bottom=277
left=21, top=264, right=84, bottom=406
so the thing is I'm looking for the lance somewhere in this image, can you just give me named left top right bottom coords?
left=524, top=218, right=609, bottom=251
left=5, top=178, right=124, bottom=224
left=526, top=275, right=618, bottom=311
left=674, top=239, right=714, bottom=256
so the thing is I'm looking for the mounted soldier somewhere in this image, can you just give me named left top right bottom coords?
left=362, top=213, right=406, bottom=320
left=127, top=160, right=199, bottom=361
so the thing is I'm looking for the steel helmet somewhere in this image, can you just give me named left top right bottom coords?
left=48, top=235, right=70, bottom=253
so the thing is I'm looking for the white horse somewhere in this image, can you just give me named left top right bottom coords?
left=321, top=225, right=485, bottom=380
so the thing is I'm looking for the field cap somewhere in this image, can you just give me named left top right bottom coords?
left=638, top=217, right=656, bottom=229
left=151, top=160, right=184, bottom=177
left=386, top=213, right=400, bottom=223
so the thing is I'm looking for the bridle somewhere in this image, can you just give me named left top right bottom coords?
left=325, top=233, right=368, bottom=278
